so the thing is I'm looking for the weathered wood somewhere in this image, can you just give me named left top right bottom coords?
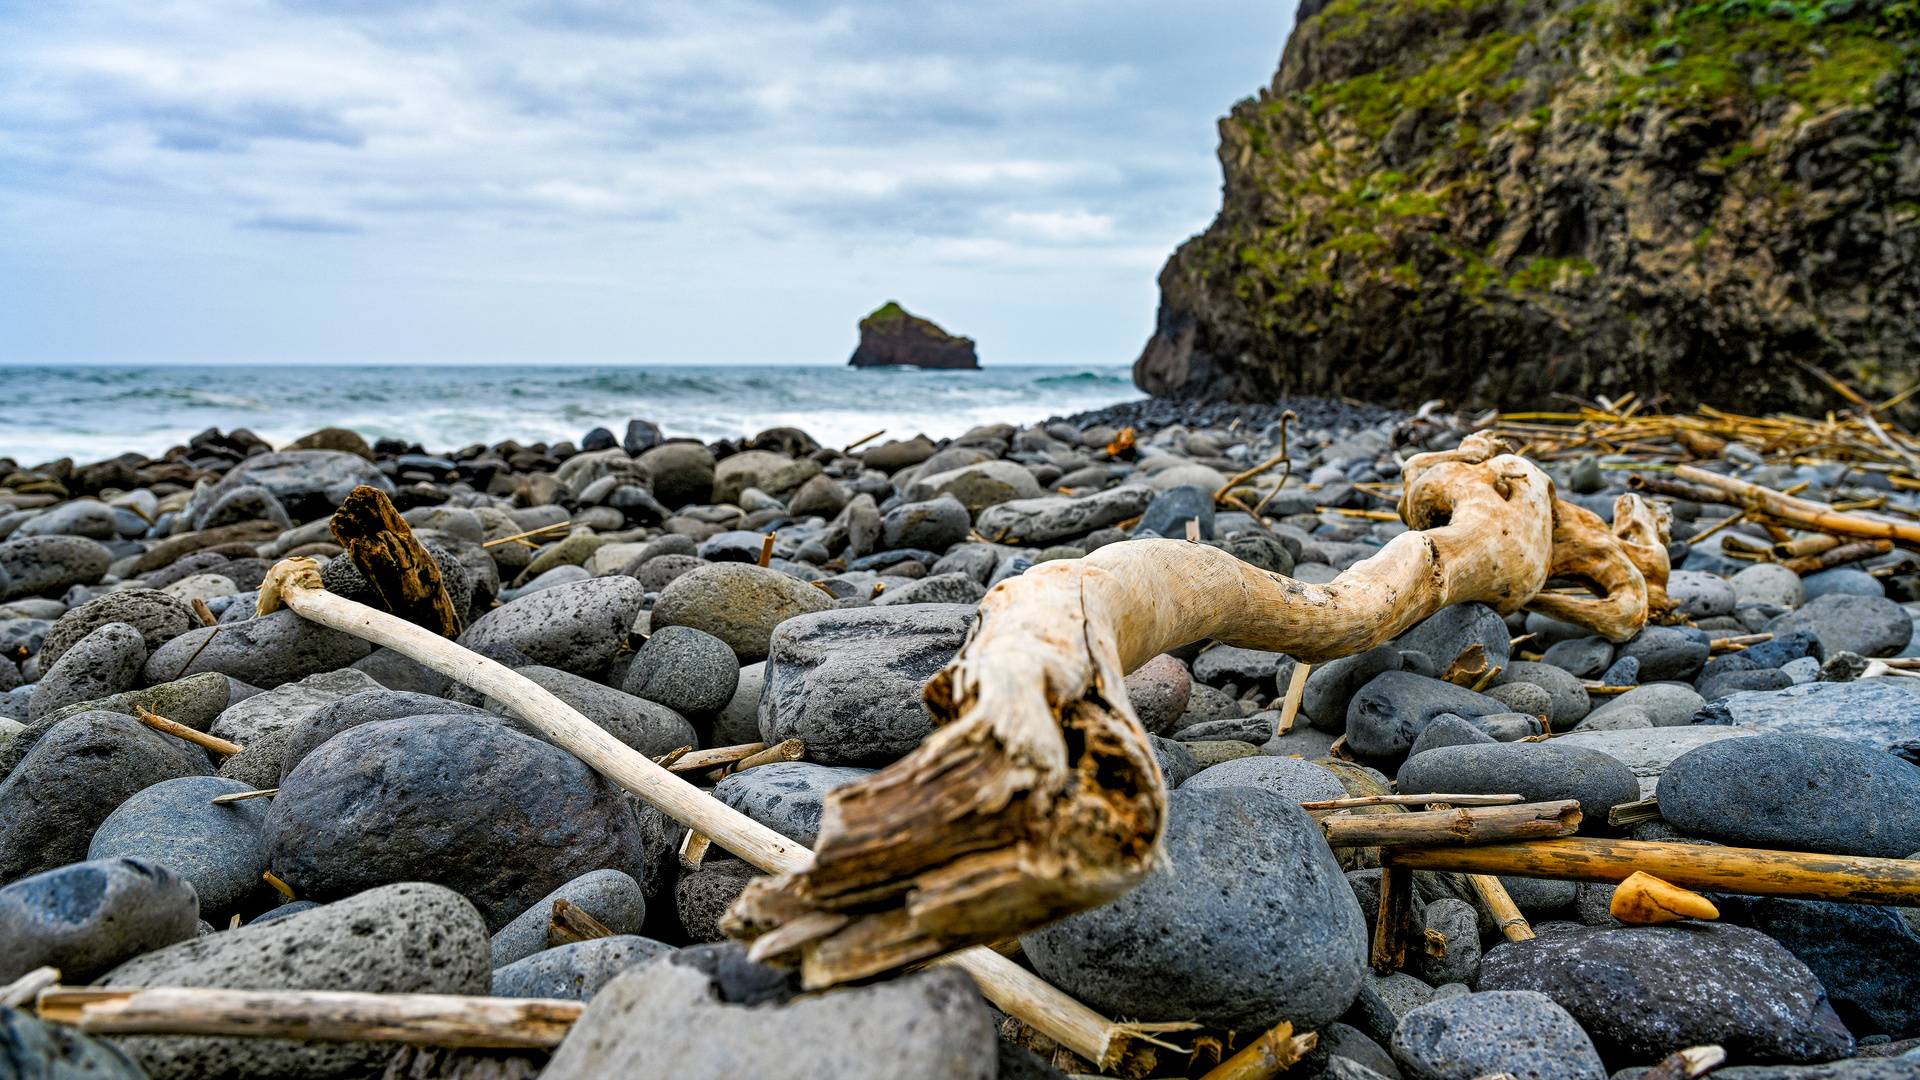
left=138, top=709, right=242, bottom=755
left=1466, top=875, right=1535, bottom=941
left=1386, top=838, right=1920, bottom=905
left=1276, top=662, right=1311, bottom=735
left=1301, top=794, right=1523, bottom=810
left=1639, top=1045, right=1727, bottom=1080
left=252, top=562, right=1140, bottom=1071
left=1324, top=801, right=1580, bottom=847
left=1635, top=467, right=1920, bottom=550
left=705, top=739, right=804, bottom=781
left=1781, top=539, right=1893, bottom=575
left=1607, top=797, right=1661, bottom=827
left=728, top=433, right=1669, bottom=988
left=1197, top=1022, right=1318, bottom=1080
left=758, top=534, right=775, bottom=567
left=1371, top=865, right=1415, bottom=973
left=36, top=987, right=581, bottom=1048
left=1772, top=534, right=1839, bottom=559
left=330, top=485, right=463, bottom=637
left=665, top=742, right=766, bottom=772
left=1610, top=871, right=1719, bottom=924
left=0, top=967, right=58, bottom=1009
left=190, top=598, right=219, bottom=628
left=546, top=898, right=614, bottom=948
left=210, top=788, right=276, bottom=805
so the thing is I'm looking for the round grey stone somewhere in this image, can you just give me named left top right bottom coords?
left=1345, top=671, right=1508, bottom=759
left=1021, top=786, right=1367, bottom=1031
left=623, top=625, right=740, bottom=717
left=266, top=714, right=649, bottom=932
left=1407, top=715, right=1499, bottom=758
left=1766, top=593, right=1913, bottom=658
left=1390, top=990, right=1605, bottom=1080
left=0, top=1007, right=148, bottom=1079
left=100, top=882, right=489, bottom=1080
left=279, top=690, right=493, bottom=782
left=676, top=859, right=763, bottom=943
left=143, top=609, right=373, bottom=690
left=1657, top=733, right=1920, bottom=859
left=28, top=621, right=147, bottom=722
left=1615, top=626, right=1709, bottom=682
left=490, top=869, right=647, bottom=968
left=0, top=535, right=112, bottom=599
left=194, top=449, right=391, bottom=523
left=40, top=588, right=195, bottom=669
left=497, top=666, right=696, bottom=758
left=1180, top=755, right=1348, bottom=802
left=1667, top=569, right=1737, bottom=618
left=1541, top=636, right=1614, bottom=680
left=1801, top=567, right=1885, bottom=600
left=1731, top=563, right=1806, bottom=608
left=1483, top=681, right=1551, bottom=720
left=651, top=562, right=833, bottom=663
left=492, top=936, right=676, bottom=1001
left=0, top=857, right=198, bottom=983
left=458, top=575, right=648, bottom=677
left=713, top=762, right=878, bottom=846
left=88, top=775, right=272, bottom=918
left=711, top=660, right=766, bottom=747
left=1396, top=742, right=1640, bottom=829
left=1493, top=662, right=1590, bottom=728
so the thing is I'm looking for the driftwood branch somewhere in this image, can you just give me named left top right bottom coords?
left=1467, top=875, right=1535, bottom=941
left=253, top=561, right=1142, bottom=1071
left=331, top=485, right=464, bottom=636
left=1371, top=865, right=1417, bottom=973
left=1632, top=467, right=1920, bottom=549
left=138, top=708, right=241, bottom=755
left=727, top=433, right=1668, bottom=986
left=1385, top=838, right=1920, bottom=904
left=1301, top=793, right=1523, bottom=810
left=1322, top=801, right=1581, bottom=847
left=546, top=898, right=614, bottom=948
left=36, top=988, right=579, bottom=1048
left=1197, top=1022, right=1318, bottom=1080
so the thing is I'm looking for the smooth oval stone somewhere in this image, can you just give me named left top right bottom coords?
left=1393, top=602, right=1512, bottom=674
left=1345, top=671, right=1507, bottom=759
left=1801, top=567, right=1886, bottom=600
left=278, top=690, right=493, bottom=783
left=1666, top=569, right=1738, bottom=618
left=27, top=621, right=147, bottom=722
left=622, top=625, right=740, bottom=717
left=1730, top=562, right=1806, bottom=608
left=1577, top=684, right=1704, bottom=731
left=1124, top=653, right=1193, bottom=735
left=0, top=535, right=112, bottom=598
left=457, top=576, right=648, bottom=677
left=1180, top=755, right=1348, bottom=802
left=0, top=857, right=198, bottom=983
left=1407, top=714, right=1498, bottom=758
left=651, top=562, right=834, bottom=662
left=713, top=762, right=877, bottom=847
left=490, top=869, right=647, bottom=968
left=1657, top=733, right=1920, bottom=859
left=0, top=711, right=212, bottom=885
left=491, top=935, right=677, bottom=1001
left=88, top=775, right=272, bottom=918
left=142, top=610, right=373, bottom=690
left=1614, top=626, right=1710, bottom=682
left=1395, top=742, right=1640, bottom=829
left=266, top=714, right=648, bottom=932
left=1022, top=786, right=1367, bottom=1032
left=39, top=588, right=195, bottom=669
left=1541, top=636, right=1614, bottom=680
left=1766, top=593, right=1912, bottom=658
left=1475, top=922, right=1854, bottom=1064
left=1390, top=990, right=1605, bottom=1080
left=100, top=882, right=489, bottom=1080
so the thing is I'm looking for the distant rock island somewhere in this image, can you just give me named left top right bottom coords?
left=848, top=301, right=979, bottom=369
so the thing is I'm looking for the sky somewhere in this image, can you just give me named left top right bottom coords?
left=0, top=0, right=1297, bottom=367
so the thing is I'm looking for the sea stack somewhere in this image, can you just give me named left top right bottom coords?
left=847, top=302, right=979, bottom=370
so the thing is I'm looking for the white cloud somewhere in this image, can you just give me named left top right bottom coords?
left=0, top=0, right=1297, bottom=363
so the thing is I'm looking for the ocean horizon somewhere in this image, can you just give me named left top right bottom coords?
left=0, top=362, right=1146, bottom=464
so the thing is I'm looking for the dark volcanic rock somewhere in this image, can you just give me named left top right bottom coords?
left=265, top=714, right=649, bottom=931
left=1766, top=594, right=1914, bottom=658
left=87, top=775, right=272, bottom=919
left=0, top=711, right=212, bottom=885
left=1713, top=894, right=1920, bottom=1041
left=0, top=1008, right=148, bottom=1080
left=492, top=936, right=676, bottom=1002
left=457, top=575, right=646, bottom=678
left=1396, top=742, right=1640, bottom=828
left=847, top=301, right=980, bottom=369
left=1345, top=671, right=1508, bottom=758
left=0, top=857, right=199, bottom=983
left=621, top=625, right=739, bottom=717
left=27, top=621, right=147, bottom=721
left=1021, top=786, right=1367, bottom=1032
left=760, top=604, right=975, bottom=766
left=1657, top=733, right=1920, bottom=859
left=1476, top=922, right=1855, bottom=1064
left=40, top=588, right=195, bottom=668
left=1390, top=990, right=1606, bottom=1080
left=142, top=610, right=372, bottom=690
left=277, top=690, right=493, bottom=782
left=1694, top=680, right=1920, bottom=764
left=713, top=761, right=876, bottom=846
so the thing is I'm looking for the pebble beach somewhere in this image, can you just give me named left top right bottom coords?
left=1, top=398, right=1918, bottom=1079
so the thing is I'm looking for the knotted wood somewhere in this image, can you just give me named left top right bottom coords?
left=330, top=485, right=463, bottom=636
left=727, top=433, right=1669, bottom=986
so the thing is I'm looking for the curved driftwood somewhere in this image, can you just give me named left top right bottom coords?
left=728, top=433, right=1669, bottom=985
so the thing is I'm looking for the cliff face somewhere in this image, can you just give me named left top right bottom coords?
left=1137, top=0, right=1920, bottom=413
left=849, top=302, right=980, bottom=369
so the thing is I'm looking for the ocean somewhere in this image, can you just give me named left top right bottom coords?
left=0, top=363, right=1145, bottom=463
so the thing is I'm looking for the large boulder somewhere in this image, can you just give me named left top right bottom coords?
left=1694, top=680, right=1920, bottom=764
left=759, top=604, right=974, bottom=766
left=1476, top=922, right=1854, bottom=1064
left=846, top=301, right=980, bottom=370
left=0, top=711, right=211, bottom=885
left=143, top=610, right=372, bottom=690
left=0, top=857, right=198, bottom=984
left=457, top=576, right=647, bottom=678
left=1022, top=786, right=1367, bottom=1031
left=195, top=450, right=392, bottom=523
left=100, top=882, right=490, bottom=1080
left=540, top=950, right=996, bottom=1080
left=265, top=714, right=649, bottom=931
left=1657, top=733, right=1920, bottom=858
left=651, top=562, right=833, bottom=663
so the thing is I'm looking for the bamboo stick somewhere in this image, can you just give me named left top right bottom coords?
left=1466, top=875, right=1535, bottom=941
left=1651, top=467, right=1920, bottom=549
left=1197, top=1022, right=1318, bottom=1080
left=842, top=429, right=885, bottom=453
left=1771, top=534, right=1840, bottom=559
left=0, top=967, right=59, bottom=1009
left=480, top=522, right=570, bottom=549
left=252, top=560, right=1138, bottom=1069
left=1323, top=801, right=1580, bottom=847
left=1387, top=838, right=1920, bottom=904
left=137, top=709, right=241, bottom=756
left=758, top=534, right=775, bottom=568
left=1781, top=539, right=1893, bottom=575
left=1300, top=793, right=1523, bottom=810
left=36, top=987, right=581, bottom=1049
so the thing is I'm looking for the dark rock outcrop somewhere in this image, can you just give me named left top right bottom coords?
left=1133, top=0, right=1920, bottom=415
left=848, top=302, right=980, bottom=370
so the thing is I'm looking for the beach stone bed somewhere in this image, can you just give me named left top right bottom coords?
left=2, top=408, right=1919, bottom=1077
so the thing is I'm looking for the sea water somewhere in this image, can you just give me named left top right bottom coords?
left=0, top=363, right=1143, bottom=462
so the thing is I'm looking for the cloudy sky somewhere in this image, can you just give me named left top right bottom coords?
left=0, top=0, right=1295, bottom=366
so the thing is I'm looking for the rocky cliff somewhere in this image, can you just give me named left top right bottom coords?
left=1136, top=0, right=1920, bottom=413
left=849, top=302, right=980, bottom=369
